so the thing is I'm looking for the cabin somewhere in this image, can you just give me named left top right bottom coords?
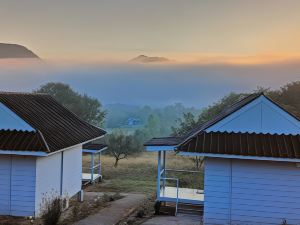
left=145, top=93, right=300, bottom=225
left=0, top=92, right=106, bottom=217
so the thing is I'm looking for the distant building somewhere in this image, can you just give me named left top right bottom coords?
left=145, top=93, right=300, bottom=225
left=126, top=118, right=141, bottom=126
left=0, top=92, right=106, bottom=217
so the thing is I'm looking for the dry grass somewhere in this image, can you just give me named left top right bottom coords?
left=85, top=152, right=204, bottom=194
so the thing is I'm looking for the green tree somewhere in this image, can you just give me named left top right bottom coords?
left=172, top=92, right=247, bottom=136
left=267, top=81, right=300, bottom=118
left=107, top=130, right=142, bottom=167
left=35, top=82, right=105, bottom=126
left=172, top=112, right=198, bottom=136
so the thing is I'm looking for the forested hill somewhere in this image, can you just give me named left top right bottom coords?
left=104, top=103, right=201, bottom=134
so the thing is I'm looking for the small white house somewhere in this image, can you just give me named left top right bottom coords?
left=145, top=93, right=300, bottom=225
left=0, top=92, right=106, bottom=217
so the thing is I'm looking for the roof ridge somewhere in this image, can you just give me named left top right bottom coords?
left=204, top=130, right=300, bottom=137
left=179, top=92, right=263, bottom=144
left=0, top=91, right=49, bottom=96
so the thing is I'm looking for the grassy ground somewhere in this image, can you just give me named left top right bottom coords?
left=85, top=152, right=204, bottom=194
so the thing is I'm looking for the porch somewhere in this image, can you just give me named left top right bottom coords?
left=156, top=151, right=204, bottom=215
left=82, top=143, right=108, bottom=184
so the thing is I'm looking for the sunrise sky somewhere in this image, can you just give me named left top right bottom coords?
left=1, top=0, right=300, bottom=64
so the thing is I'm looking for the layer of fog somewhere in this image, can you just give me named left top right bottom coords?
left=0, top=61, right=299, bottom=108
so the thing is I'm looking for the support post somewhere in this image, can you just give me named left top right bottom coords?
left=77, top=190, right=84, bottom=202
left=162, top=151, right=166, bottom=192
left=157, top=151, right=161, bottom=200
left=91, top=153, right=94, bottom=183
left=98, top=152, right=101, bottom=178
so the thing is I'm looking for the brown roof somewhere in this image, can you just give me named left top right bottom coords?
left=144, top=93, right=263, bottom=147
left=0, top=92, right=106, bottom=153
left=177, top=131, right=300, bottom=159
left=83, top=143, right=107, bottom=150
left=144, top=137, right=182, bottom=146
left=144, top=93, right=300, bottom=147
left=0, top=130, right=48, bottom=152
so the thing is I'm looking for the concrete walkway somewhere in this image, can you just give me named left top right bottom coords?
left=142, top=214, right=202, bottom=225
left=73, top=193, right=146, bottom=225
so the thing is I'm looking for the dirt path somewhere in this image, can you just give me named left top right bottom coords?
left=141, top=214, right=202, bottom=225
left=73, top=192, right=146, bottom=225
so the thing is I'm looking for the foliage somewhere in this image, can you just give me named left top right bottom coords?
left=104, top=103, right=200, bottom=134
left=267, top=81, right=300, bottom=119
left=41, top=197, right=62, bottom=225
left=35, top=82, right=105, bottom=126
left=172, top=92, right=248, bottom=136
left=106, top=130, right=143, bottom=167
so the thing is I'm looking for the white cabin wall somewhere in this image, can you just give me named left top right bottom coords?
left=62, top=145, right=82, bottom=198
left=206, top=96, right=300, bottom=134
left=35, top=152, right=62, bottom=216
left=35, top=145, right=82, bottom=216
left=204, top=158, right=300, bottom=225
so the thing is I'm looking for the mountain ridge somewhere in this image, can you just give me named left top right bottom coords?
left=130, top=55, right=170, bottom=63
left=0, top=43, right=39, bottom=59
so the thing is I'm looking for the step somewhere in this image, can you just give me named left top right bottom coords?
left=177, top=203, right=203, bottom=215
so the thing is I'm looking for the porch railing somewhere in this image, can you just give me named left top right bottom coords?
left=160, top=177, right=179, bottom=216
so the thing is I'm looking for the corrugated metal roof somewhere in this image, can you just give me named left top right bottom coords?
left=0, top=130, right=48, bottom=152
left=83, top=143, right=107, bottom=150
left=144, top=137, right=182, bottom=146
left=179, top=92, right=263, bottom=144
left=0, top=92, right=106, bottom=153
left=144, top=93, right=300, bottom=147
left=178, top=131, right=300, bottom=159
left=144, top=93, right=262, bottom=147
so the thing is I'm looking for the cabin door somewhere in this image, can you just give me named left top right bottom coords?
left=0, top=155, right=11, bottom=215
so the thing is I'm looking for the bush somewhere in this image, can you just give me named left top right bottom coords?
left=154, top=201, right=161, bottom=215
left=41, top=197, right=63, bottom=225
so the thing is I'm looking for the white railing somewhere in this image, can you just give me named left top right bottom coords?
left=160, top=177, right=179, bottom=216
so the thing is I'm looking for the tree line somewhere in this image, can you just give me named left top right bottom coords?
left=35, top=81, right=300, bottom=167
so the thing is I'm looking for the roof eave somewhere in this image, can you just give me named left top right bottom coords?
left=0, top=150, right=48, bottom=156
left=178, top=152, right=300, bottom=163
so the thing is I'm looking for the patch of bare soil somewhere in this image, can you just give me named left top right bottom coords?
left=61, top=192, right=123, bottom=225
left=0, top=193, right=123, bottom=225
left=117, top=195, right=156, bottom=225
left=0, top=216, right=37, bottom=225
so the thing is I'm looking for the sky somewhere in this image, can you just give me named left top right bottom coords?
left=0, top=0, right=300, bottom=108
left=1, top=0, right=300, bottom=63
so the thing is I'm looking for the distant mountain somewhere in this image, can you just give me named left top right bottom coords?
left=0, top=43, right=39, bottom=59
left=130, top=55, right=170, bottom=63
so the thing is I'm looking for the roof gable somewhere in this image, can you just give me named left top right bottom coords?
left=145, top=93, right=300, bottom=149
left=206, top=95, right=300, bottom=134
left=0, top=102, right=34, bottom=131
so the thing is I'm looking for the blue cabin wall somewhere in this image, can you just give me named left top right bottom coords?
left=0, top=155, right=36, bottom=217
left=206, top=96, right=300, bottom=134
left=0, top=103, right=34, bottom=131
left=204, top=158, right=300, bottom=225
left=0, top=155, right=12, bottom=215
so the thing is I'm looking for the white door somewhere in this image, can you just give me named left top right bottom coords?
left=0, top=156, right=11, bottom=215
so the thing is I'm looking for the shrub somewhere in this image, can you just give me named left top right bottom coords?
left=136, top=209, right=145, bottom=218
left=154, top=201, right=161, bottom=215
left=41, top=197, right=63, bottom=225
